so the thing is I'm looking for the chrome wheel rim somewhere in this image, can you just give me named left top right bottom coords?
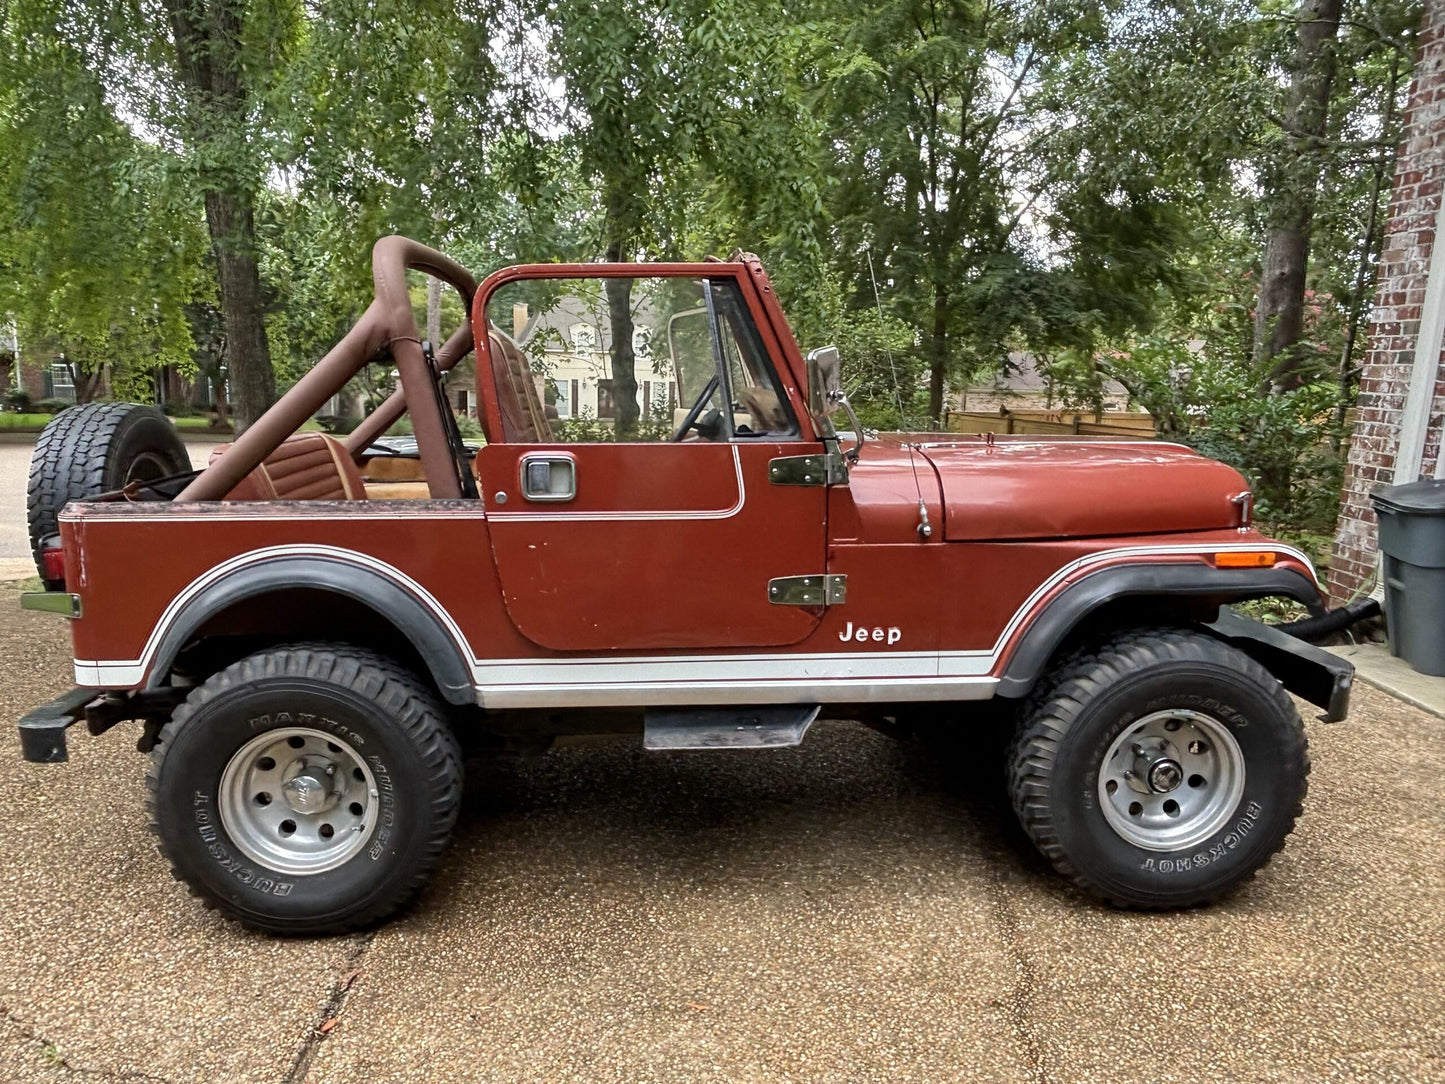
left=219, top=727, right=378, bottom=875
left=1097, top=709, right=1245, bottom=852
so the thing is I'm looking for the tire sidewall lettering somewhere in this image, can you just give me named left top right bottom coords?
left=158, top=677, right=422, bottom=920
left=1055, top=660, right=1299, bottom=900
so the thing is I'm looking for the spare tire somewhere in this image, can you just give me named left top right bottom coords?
left=27, top=403, right=192, bottom=588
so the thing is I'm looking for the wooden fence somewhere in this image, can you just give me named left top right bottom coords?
left=942, top=409, right=1158, bottom=438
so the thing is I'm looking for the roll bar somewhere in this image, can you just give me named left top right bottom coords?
left=177, top=236, right=478, bottom=502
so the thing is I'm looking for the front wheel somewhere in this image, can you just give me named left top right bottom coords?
left=146, top=644, right=463, bottom=934
left=1007, top=627, right=1309, bottom=908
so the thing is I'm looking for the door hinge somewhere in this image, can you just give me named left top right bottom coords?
left=768, top=452, right=848, bottom=487
left=767, top=574, right=847, bottom=606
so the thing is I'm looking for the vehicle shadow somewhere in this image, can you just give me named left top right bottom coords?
left=440, top=716, right=1060, bottom=905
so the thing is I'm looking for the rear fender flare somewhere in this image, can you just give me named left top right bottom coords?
left=993, top=564, right=1322, bottom=699
left=143, top=556, right=474, bottom=705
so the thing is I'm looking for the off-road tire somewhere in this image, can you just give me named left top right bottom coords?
left=146, top=644, right=463, bottom=934
left=1007, top=627, right=1309, bottom=908
left=27, top=403, right=191, bottom=587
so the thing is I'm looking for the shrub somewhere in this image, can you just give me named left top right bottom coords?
left=32, top=398, right=73, bottom=414
left=316, top=414, right=363, bottom=435
left=5, top=389, right=32, bottom=413
left=454, top=413, right=484, bottom=439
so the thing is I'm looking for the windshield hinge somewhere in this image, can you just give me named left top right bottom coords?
left=767, top=574, right=847, bottom=606
left=768, top=452, right=849, bottom=487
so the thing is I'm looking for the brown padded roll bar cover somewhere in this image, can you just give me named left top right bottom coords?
left=178, top=236, right=478, bottom=502
left=344, top=321, right=474, bottom=455
left=363, top=237, right=476, bottom=499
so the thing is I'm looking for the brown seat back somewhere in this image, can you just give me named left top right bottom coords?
left=485, top=326, right=553, bottom=442
left=212, top=432, right=368, bottom=501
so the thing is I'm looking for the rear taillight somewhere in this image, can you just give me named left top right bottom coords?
left=40, top=543, right=66, bottom=584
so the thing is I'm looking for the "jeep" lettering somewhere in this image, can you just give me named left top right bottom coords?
left=838, top=621, right=901, bottom=645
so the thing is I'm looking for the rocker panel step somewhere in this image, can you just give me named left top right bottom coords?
left=643, top=705, right=821, bottom=750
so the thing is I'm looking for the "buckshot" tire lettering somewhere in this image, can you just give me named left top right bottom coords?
left=1138, top=801, right=1264, bottom=873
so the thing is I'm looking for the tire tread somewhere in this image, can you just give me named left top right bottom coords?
left=144, top=642, right=463, bottom=934
left=1006, top=626, right=1310, bottom=908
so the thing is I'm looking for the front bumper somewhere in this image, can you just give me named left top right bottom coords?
left=1204, top=609, right=1355, bottom=723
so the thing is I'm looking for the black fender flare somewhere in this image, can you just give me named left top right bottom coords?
left=142, top=556, right=475, bottom=705
left=993, top=563, right=1323, bottom=700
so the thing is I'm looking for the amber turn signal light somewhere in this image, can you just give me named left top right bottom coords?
left=1213, top=551, right=1277, bottom=568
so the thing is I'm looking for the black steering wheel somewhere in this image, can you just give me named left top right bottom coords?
left=670, top=374, right=720, bottom=442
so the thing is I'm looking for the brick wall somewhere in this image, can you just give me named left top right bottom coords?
left=1328, top=9, right=1445, bottom=604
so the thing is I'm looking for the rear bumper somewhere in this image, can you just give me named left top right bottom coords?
left=16, top=686, right=182, bottom=763
left=1204, top=609, right=1354, bottom=723
left=18, top=687, right=95, bottom=763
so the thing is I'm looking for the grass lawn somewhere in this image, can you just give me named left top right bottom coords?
left=0, top=413, right=61, bottom=429
left=0, top=411, right=322, bottom=435
left=171, top=416, right=232, bottom=431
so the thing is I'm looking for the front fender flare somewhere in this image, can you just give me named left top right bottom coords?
left=993, top=563, right=1323, bottom=700
left=142, top=556, right=475, bottom=705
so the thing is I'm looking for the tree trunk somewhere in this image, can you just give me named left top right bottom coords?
left=927, top=284, right=948, bottom=428
left=603, top=237, right=639, bottom=438
left=1253, top=0, right=1344, bottom=391
left=163, top=0, right=275, bottom=434
left=604, top=275, right=639, bottom=437
left=205, top=189, right=274, bottom=431
left=426, top=276, right=442, bottom=348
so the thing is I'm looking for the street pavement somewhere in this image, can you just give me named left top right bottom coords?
left=0, top=439, right=213, bottom=563
left=0, top=577, right=1441, bottom=1083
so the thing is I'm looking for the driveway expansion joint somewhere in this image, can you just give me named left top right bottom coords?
left=283, top=930, right=375, bottom=1083
left=982, top=862, right=1050, bottom=1084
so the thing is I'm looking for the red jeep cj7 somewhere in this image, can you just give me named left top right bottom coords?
left=18, top=238, right=1351, bottom=934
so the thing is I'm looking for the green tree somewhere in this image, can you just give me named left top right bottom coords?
left=812, top=0, right=1117, bottom=427
left=0, top=11, right=208, bottom=401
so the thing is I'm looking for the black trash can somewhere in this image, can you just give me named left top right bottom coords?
left=1370, top=478, right=1445, bottom=676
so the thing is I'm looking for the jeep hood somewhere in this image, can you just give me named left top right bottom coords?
left=911, top=437, right=1248, bottom=542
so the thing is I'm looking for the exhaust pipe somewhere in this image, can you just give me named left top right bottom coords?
left=1272, top=598, right=1382, bottom=643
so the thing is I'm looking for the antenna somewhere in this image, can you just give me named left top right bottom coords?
left=865, top=244, right=906, bottom=424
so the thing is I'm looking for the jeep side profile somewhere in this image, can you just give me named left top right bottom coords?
left=18, top=237, right=1352, bottom=933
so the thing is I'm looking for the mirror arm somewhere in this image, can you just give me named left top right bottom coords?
left=828, top=390, right=865, bottom=464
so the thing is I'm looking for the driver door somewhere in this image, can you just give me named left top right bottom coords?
left=475, top=271, right=827, bottom=653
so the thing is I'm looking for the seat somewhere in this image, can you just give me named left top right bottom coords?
left=212, top=432, right=368, bottom=501
left=486, top=326, right=555, bottom=442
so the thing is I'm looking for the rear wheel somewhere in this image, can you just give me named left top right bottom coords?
left=146, top=644, right=463, bottom=934
left=27, top=403, right=191, bottom=587
left=1007, top=627, right=1309, bottom=908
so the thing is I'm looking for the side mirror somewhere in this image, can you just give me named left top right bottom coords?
left=806, top=344, right=864, bottom=464
left=806, top=346, right=843, bottom=420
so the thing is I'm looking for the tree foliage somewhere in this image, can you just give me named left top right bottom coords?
left=0, top=0, right=1423, bottom=524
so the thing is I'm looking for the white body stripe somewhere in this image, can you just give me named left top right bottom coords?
left=72, top=541, right=1316, bottom=703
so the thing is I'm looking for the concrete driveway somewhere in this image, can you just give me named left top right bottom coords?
left=0, top=580, right=1441, bottom=1083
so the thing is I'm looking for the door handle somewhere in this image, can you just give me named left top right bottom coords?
left=519, top=452, right=577, bottom=501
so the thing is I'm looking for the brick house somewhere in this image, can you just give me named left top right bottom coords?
left=1329, top=8, right=1445, bottom=605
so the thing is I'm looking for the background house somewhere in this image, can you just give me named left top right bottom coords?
left=1330, top=10, right=1445, bottom=605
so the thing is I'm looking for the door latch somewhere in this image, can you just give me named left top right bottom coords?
left=519, top=453, right=576, bottom=501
